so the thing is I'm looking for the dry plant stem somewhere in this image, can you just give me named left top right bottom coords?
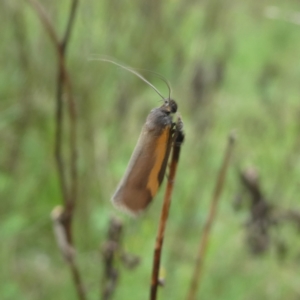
left=56, top=0, right=79, bottom=234
left=187, top=133, right=236, bottom=300
left=101, top=217, right=123, bottom=300
left=25, top=1, right=84, bottom=299
left=150, top=130, right=184, bottom=300
left=55, top=1, right=77, bottom=213
left=25, top=0, right=78, bottom=219
left=69, top=261, right=86, bottom=300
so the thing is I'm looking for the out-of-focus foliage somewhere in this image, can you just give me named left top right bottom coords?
left=1, top=0, right=300, bottom=299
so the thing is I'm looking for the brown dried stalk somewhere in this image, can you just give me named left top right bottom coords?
left=187, top=132, right=236, bottom=300
left=25, top=1, right=84, bottom=299
left=25, top=0, right=78, bottom=216
left=101, top=217, right=123, bottom=300
left=51, top=206, right=85, bottom=299
left=150, top=121, right=185, bottom=300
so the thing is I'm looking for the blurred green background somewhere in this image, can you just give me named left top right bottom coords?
left=1, top=0, right=300, bottom=299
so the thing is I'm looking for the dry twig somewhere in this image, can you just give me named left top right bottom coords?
left=25, top=1, right=84, bottom=299
left=101, top=217, right=123, bottom=300
left=187, top=132, right=236, bottom=300
left=150, top=120, right=185, bottom=300
left=101, top=216, right=140, bottom=299
left=235, top=167, right=300, bottom=257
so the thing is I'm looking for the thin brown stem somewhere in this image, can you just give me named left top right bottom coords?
left=101, top=217, right=123, bottom=300
left=66, top=0, right=79, bottom=207
left=55, top=69, right=69, bottom=205
left=150, top=126, right=185, bottom=300
left=70, top=261, right=87, bottom=300
left=60, top=0, right=79, bottom=222
left=26, top=0, right=78, bottom=239
left=25, top=0, right=74, bottom=207
left=25, top=1, right=84, bottom=299
left=186, top=132, right=236, bottom=300
left=59, top=0, right=79, bottom=241
left=24, top=0, right=69, bottom=204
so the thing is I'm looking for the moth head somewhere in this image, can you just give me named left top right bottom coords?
left=162, top=98, right=177, bottom=114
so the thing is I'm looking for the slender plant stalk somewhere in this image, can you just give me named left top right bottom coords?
left=25, top=1, right=85, bottom=299
left=150, top=125, right=185, bottom=300
left=186, top=132, right=236, bottom=300
left=101, top=217, right=123, bottom=300
left=25, top=0, right=78, bottom=213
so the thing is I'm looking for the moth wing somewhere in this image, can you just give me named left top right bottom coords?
left=112, top=125, right=172, bottom=215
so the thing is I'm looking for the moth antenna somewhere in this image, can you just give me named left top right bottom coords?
left=89, top=57, right=165, bottom=100
left=126, top=67, right=172, bottom=100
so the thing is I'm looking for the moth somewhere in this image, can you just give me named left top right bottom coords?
left=96, top=59, right=182, bottom=215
